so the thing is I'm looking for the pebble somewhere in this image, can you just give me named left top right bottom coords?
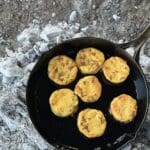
left=112, top=14, right=120, bottom=21
left=52, top=12, right=56, bottom=18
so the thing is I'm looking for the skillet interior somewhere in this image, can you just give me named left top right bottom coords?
left=26, top=37, right=148, bottom=150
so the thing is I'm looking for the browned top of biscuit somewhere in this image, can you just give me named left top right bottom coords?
left=74, top=75, right=102, bottom=102
left=109, top=94, right=137, bottom=123
left=102, top=56, right=130, bottom=83
left=48, top=55, right=78, bottom=85
left=76, top=47, right=105, bottom=74
left=49, top=88, right=78, bottom=117
left=77, top=108, right=107, bottom=138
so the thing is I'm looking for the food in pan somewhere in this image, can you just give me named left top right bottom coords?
left=77, top=108, right=107, bottom=138
left=76, top=47, right=105, bottom=74
left=109, top=94, right=137, bottom=123
left=102, top=56, right=130, bottom=84
left=74, top=75, right=102, bottom=103
left=49, top=88, right=79, bottom=117
left=48, top=55, right=78, bottom=85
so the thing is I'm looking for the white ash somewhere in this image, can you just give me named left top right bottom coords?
left=0, top=15, right=150, bottom=150
left=132, top=148, right=138, bottom=150
left=126, top=47, right=135, bottom=56
left=17, top=21, right=41, bottom=49
left=112, top=14, right=120, bottom=21
left=139, top=43, right=150, bottom=81
left=70, top=23, right=80, bottom=33
left=69, top=11, right=78, bottom=23
left=122, top=143, right=132, bottom=150
left=24, top=62, right=36, bottom=72
left=92, top=4, right=96, bottom=9
left=52, top=1, right=55, bottom=6
left=0, top=57, right=24, bottom=78
left=118, top=39, right=124, bottom=44
left=73, top=32, right=85, bottom=38
left=134, top=6, right=138, bottom=9
left=40, top=23, right=63, bottom=42
left=0, top=18, right=96, bottom=150
left=51, top=12, right=56, bottom=18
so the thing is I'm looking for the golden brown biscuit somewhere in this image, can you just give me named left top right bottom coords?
left=48, top=55, right=78, bottom=85
left=49, top=88, right=79, bottom=117
left=77, top=108, right=107, bottom=138
left=109, top=94, right=137, bottom=123
left=76, top=47, right=105, bottom=74
left=102, top=56, right=130, bottom=84
left=74, top=76, right=102, bottom=103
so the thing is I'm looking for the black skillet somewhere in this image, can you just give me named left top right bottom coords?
left=26, top=26, right=149, bottom=150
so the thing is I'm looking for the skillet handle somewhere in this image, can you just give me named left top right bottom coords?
left=117, top=25, right=150, bottom=64
left=119, top=26, right=150, bottom=104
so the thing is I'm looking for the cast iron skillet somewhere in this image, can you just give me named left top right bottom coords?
left=26, top=26, right=149, bottom=150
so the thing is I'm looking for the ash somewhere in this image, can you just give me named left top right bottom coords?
left=0, top=0, right=150, bottom=149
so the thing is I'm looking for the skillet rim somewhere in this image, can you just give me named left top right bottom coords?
left=26, top=37, right=149, bottom=150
